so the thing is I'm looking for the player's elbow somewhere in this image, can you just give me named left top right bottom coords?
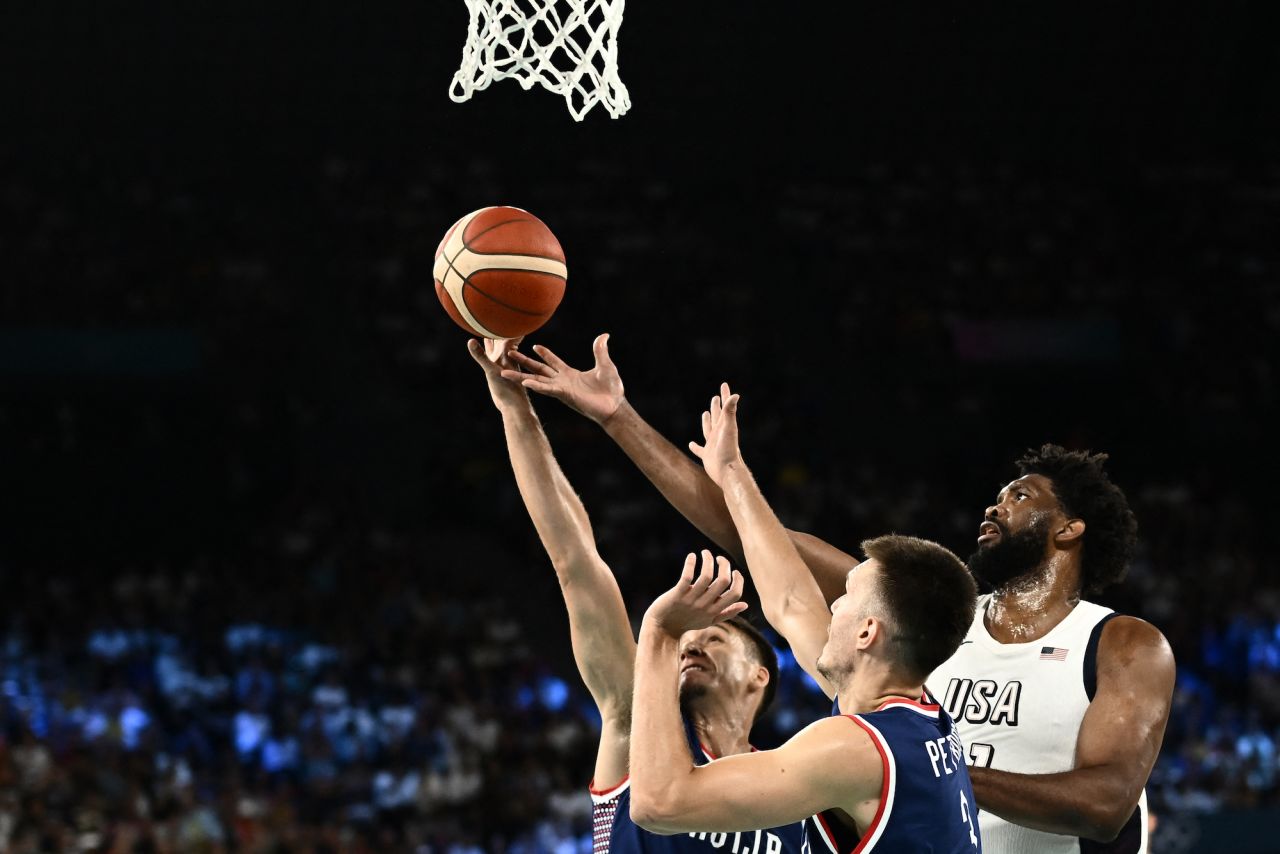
left=765, top=588, right=812, bottom=628
left=1078, top=800, right=1138, bottom=843
left=628, top=791, right=682, bottom=835
left=549, top=550, right=603, bottom=584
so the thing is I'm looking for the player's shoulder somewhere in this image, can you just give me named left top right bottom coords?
left=800, top=712, right=878, bottom=745
left=791, top=714, right=881, bottom=771
left=1097, top=613, right=1171, bottom=652
left=1095, top=613, right=1175, bottom=676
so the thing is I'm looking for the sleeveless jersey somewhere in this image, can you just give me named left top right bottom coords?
left=804, top=696, right=982, bottom=854
left=926, top=596, right=1148, bottom=854
left=591, top=717, right=805, bottom=854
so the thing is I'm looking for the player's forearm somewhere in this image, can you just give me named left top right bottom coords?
left=968, top=765, right=1140, bottom=841
left=499, top=401, right=600, bottom=570
left=602, top=400, right=746, bottom=560
left=720, top=463, right=827, bottom=623
left=629, top=623, right=697, bottom=834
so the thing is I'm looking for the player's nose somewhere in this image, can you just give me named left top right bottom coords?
left=984, top=504, right=1001, bottom=520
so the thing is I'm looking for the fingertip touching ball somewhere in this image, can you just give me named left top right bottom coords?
left=433, top=206, right=567, bottom=339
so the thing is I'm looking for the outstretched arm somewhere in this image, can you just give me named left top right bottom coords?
left=628, top=553, right=878, bottom=833
left=505, top=335, right=858, bottom=606
left=967, top=617, right=1175, bottom=841
left=690, top=385, right=836, bottom=698
left=470, top=338, right=637, bottom=789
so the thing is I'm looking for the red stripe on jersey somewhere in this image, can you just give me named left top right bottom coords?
left=589, top=775, right=629, bottom=798
left=845, top=715, right=892, bottom=854
left=873, top=694, right=940, bottom=713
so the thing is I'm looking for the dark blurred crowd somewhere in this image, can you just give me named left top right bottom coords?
left=0, top=507, right=605, bottom=852
left=1, top=154, right=1277, bottom=851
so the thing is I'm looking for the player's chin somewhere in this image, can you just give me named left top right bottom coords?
left=678, top=675, right=710, bottom=701
left=815, top=648, right=835, bottom=681
left=678, top=668, right=709, bottom=686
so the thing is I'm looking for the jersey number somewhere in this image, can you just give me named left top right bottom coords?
left=959, top=790, right=978, bottom=847
left=967, top=742, right=995, bottom=768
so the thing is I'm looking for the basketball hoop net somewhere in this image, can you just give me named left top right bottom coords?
left=449, top=0, right=630, bottom=121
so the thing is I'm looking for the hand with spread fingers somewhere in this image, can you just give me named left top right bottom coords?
left=467, top=336, right=528, bottom=411
left=687, top=383, right=744, bottom=488
left=501, top=333, right=625, bottom=425
left=643, top=550, right=748, bottom=638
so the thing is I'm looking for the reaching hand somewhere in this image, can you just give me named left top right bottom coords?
left=644, top=550, right=748, bottom=638
left=688, top=383, right=744, bottom=487
left=502, top=333, right=625, bottom=425
left=467, top=336, right=529, bottom=411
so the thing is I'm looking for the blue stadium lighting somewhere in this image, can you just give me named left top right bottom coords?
left=537, top=676, right=570, bottom=712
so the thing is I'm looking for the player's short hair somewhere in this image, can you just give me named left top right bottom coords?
left=722, top=615, right=779, bottom=727
left=1015, top=444, right=1139, bottom=595
left=861, top=535, right=978, bottom=683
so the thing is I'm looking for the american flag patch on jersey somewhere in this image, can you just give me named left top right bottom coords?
left=1040, top=646, right=1069, bottom=660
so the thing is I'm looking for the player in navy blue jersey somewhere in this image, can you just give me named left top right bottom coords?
left=510, top=343, right=1172, bottom=853
left=469, top=339, right=805, bottom=854
left=627, top=388, right=981, bottom=852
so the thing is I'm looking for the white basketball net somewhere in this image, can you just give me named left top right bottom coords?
left=449, top=0, right=630, bottom=121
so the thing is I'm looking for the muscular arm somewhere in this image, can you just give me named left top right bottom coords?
left=968, top=616, right=1175, bottom=841
left=604, top=399, right=858, bottom=607
left=719, top=460, right=836, bottom=697
left=505, top=337, right=857, bottom=605
left=476, top=340, right=636, bottom=788
left=629, top=621, right=878, bottom=833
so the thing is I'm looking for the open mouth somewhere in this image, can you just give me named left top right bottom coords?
left=977, top=522, right=1002, bottom=544
left=680, top=663, right=709, bottom=675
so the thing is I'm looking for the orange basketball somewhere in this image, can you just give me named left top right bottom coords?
left=433, top=206, right=567, bottom=339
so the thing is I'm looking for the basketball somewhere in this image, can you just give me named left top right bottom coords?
left=433, top=206, right=567, bottom=339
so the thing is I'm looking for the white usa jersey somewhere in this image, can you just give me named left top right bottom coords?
left=926, top=596, right=1148, bottom=854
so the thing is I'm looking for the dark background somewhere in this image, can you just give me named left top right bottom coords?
left=0, top=3, right=1276, bottom=852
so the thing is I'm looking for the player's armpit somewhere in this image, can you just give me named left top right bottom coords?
left=591, top=710, right=632, bottom=796
left=630, top=715, right=879, bottom=835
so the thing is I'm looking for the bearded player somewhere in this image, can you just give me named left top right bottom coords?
left=468, top=338, right=803, bottom=854
left=506, top=338, right=1175, bottom=853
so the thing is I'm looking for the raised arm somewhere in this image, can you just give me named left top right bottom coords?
left=967, top=616, right=1175, bottom=841
left=469, top=338, right=637, bottom=788
left=628, top=553, right=879, bottom=833
left=505, top=334, right=858, bottom=605
left=689, top=385, right=836, bottom=698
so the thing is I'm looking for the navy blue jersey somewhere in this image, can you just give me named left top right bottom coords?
left=591, top=717, right=805, bottom=854
left=805, top=696, right=982, bottom=854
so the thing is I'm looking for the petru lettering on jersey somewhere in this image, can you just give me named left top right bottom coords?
left=686, top=830, right=784, bottom=853
left=942, top=678, right=1021, bottom=727
left=925, top=728, right=967, bottom=778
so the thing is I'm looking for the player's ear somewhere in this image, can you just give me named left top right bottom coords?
left=753, top=664, right=770, bottom=693
left=1054, top=517, right=1086, bottom=547
left=857, top=616, right=878, bottom=651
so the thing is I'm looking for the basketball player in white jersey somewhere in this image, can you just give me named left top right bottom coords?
left=505, top=339, right=1175, bottom=854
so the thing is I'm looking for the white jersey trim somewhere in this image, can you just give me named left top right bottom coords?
left=874, top=699, right=940, bottom=720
